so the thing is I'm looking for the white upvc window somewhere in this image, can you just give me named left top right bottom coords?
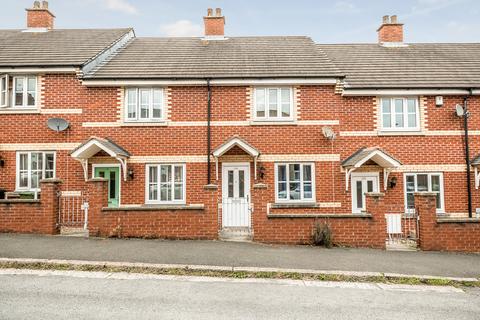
left=16, top=151, right=56, bottom=192
left=380, top=97, right=419, bottom=131
left=125, top=88, right=164, bottom=122
left=404, top=173, right=444, bottom=214
left=275, top=163, right=315, bottom=202
left=146, top=164, right=186, bottom=204
left=0, top=74, right=8, bottom=108
left=254, top=87, right=293, bottom=121
left=12, top=75, right=37, bottom=108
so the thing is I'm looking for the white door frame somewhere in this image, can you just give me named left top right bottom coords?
left=351, top=172, right=379, bottom=214
left=221, top=162, right=251, bottom=228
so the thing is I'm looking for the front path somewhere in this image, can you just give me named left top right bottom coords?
left=0, top=234, right=479, bottom=278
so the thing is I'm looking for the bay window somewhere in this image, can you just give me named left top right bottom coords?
left=16, top=152, right=55, bottom=191
left=404, top=173, right=444, bottom=213
left=146, top=164, right=186, bottom=204
left=275, top=163, right=315, bottom=202
left=254, top=87, right=293, bottom=121
left=381, top=97, right=419, bottom=131
left=125, top=88, right=164, bottom=122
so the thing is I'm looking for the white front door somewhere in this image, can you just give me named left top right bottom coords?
left=351, top=174, right=379, bottom=213
left=222, top=163, right=251, bottom=228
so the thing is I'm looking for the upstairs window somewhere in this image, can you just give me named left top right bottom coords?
left=0, top=75, right=37, bottom=109
left=16, top=152, right=55, bottom=192
left=381, top=97, right=419, bottom=131
left=125, top=88, right=164, bottom=122
left=254, top=87, right=293, bottom=121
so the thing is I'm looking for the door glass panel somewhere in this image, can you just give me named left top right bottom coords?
left=356, top=180, right=363, bottom=209
left=238, top=170, right=245, bottom=198
left=109, top=171, right=116, bottom=199
left=98, top=171, right=105, bottom=178
left=228, top=170, right=234, bottom=198
left=367, top=180, right=373, bottom=193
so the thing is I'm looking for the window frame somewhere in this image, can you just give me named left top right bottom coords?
left=253, top=87, right=294, bottom=122
left=404, top=172, right=444, bottom=214
left=124, top=88, right=165, bottom=122
left=274, top=162, right=316, bottom=203
left=15, top=151, right=56, bottom=192
left=0, top=74, right=8, bottom=108
left=380, top=97, right=420, bottom=132
left=11, top=75, right=37, bottom=109
left=145, top=163, right=186, bottom=205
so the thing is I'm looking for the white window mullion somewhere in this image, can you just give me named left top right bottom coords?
left=300, top=164, right=304, bottom=200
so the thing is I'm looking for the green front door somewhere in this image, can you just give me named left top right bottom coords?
left=94, top=167, right=120, bottom=207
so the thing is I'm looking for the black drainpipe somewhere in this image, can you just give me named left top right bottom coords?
left=207, top=79, right=212, bottom=184
left=464, top=89, right=473, bottom=218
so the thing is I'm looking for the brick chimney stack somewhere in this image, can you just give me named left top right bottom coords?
left=26, top=1, right=55, bottom=30
left=377, top=15, right=404, bottom=44
left=203, top=8, right=225, bottom=38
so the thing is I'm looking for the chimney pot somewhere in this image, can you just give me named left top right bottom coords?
left=215, top=8, right=222, bottom=17
left=207, top=8, right=213, bottom=17
left=377, top=14, right=404, bottom=44
left=33, top=1, right=41, bottom=9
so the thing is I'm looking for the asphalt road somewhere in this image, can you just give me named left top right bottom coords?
left=1, top=234, right=480, bottom=278
left=1, top=271, right=479, bottom=320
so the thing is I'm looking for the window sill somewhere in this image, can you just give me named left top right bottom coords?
left=268, top=213, right=372, bottom=219
left=0, top=108, right=40, bottom=114
left=103, top=204, right=204, bottom=211
left=272, top=202, right=318, bottom=209
left=378, top=130, right=425, bottom=136
left=250, top=120, right=297, bottom=126
left=121, top=121, right=167, bottom=127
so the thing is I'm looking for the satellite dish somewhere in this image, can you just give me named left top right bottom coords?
left=322, top=126, right=336, bottom=140
left=455, top=104, right=465, bottom=117
left=47, top=118, right=69, bottom=132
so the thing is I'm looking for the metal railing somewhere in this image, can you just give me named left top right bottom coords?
left=58, top=191, right=89, bottom=230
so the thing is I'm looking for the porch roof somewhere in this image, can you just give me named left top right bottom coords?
left=342, top=147, right=402, bottom=169
left=212, top=136, right=260, bottom=158
left=70, top=137, right=130, bottom=160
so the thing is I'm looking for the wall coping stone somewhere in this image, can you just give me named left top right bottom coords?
left=203, top=184, right=219, bottom=190
left=40, top=178, right=63, bottom=184
left=253, top=183, right=268, bottom=189
left=267, top=213, right=372, bottom=219
left=365, top=192, right=385, bottom=198
left=0, top=199, right=41, bottom=204
left=102, top=204, right=205, bottom=212
left=89, top=178, right=108, bottom=183
left=437, top=217, right=480, bottom=224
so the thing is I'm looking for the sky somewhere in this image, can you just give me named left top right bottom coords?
left=1, top=0, right=480, bottom=43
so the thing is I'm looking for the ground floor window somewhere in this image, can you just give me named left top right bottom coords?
left=16, top=151, right=55, bottom=191
left=275, top=163, right=315, bottom=202
left=146, top=164, right=186, bottom=204
left=404, top=173, right=444, bottom=213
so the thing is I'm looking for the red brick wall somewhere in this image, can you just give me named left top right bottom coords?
left=0, top=180, right=60, bottom=235
left=417, top=193, right=480, bottom=252
left=204, top=16, right=224, bottom=36
left=27, top=9, right=54, bottom=29
left=378, top=24, right=403, bottom=43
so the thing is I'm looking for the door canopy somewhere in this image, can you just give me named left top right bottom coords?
left=70, top=137, right=131, bottom=181
left=342, top=147, right=402, bottom=191
left=212, top=135, right=260, bottom=181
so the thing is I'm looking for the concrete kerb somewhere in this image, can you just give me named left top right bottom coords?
left=0, top=257, right=477, bottom=283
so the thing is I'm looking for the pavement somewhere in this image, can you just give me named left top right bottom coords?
left=1, top=234, right=479, bottom=278
left=1, top=270, right=479, bottom=320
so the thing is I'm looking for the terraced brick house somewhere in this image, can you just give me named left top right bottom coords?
left=1, top=2, right=480, bottom=250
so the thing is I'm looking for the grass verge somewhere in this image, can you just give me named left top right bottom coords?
left=0, top=261, right=478, bottom=288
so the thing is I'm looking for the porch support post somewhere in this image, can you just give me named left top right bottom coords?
left=254, top=156, right=258, bottom=182
left=383, top=168, right=392, bottom=191
left=78, top=158, right=89, bottom=181
left=215, top=157, right=219, bottom=181
left=116, top=157, right=128, bottom=181
left=475, top=167, right=480, bottom=190
left=345, top=167, right=355, bottom=191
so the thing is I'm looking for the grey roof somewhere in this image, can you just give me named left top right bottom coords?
left=342, top=147, right=402, bottom=167
left=71, top=137, right=130, bottom=158
left=86, top=36, right=342, bottom=79
left=0, top=29, right=133, bottom=67
left=319, top=43, right=480, bottom=89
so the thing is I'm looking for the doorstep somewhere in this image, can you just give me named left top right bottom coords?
left=59, top=227, right=89, bottom=238
left=219, top=227, right=253, bottom=242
